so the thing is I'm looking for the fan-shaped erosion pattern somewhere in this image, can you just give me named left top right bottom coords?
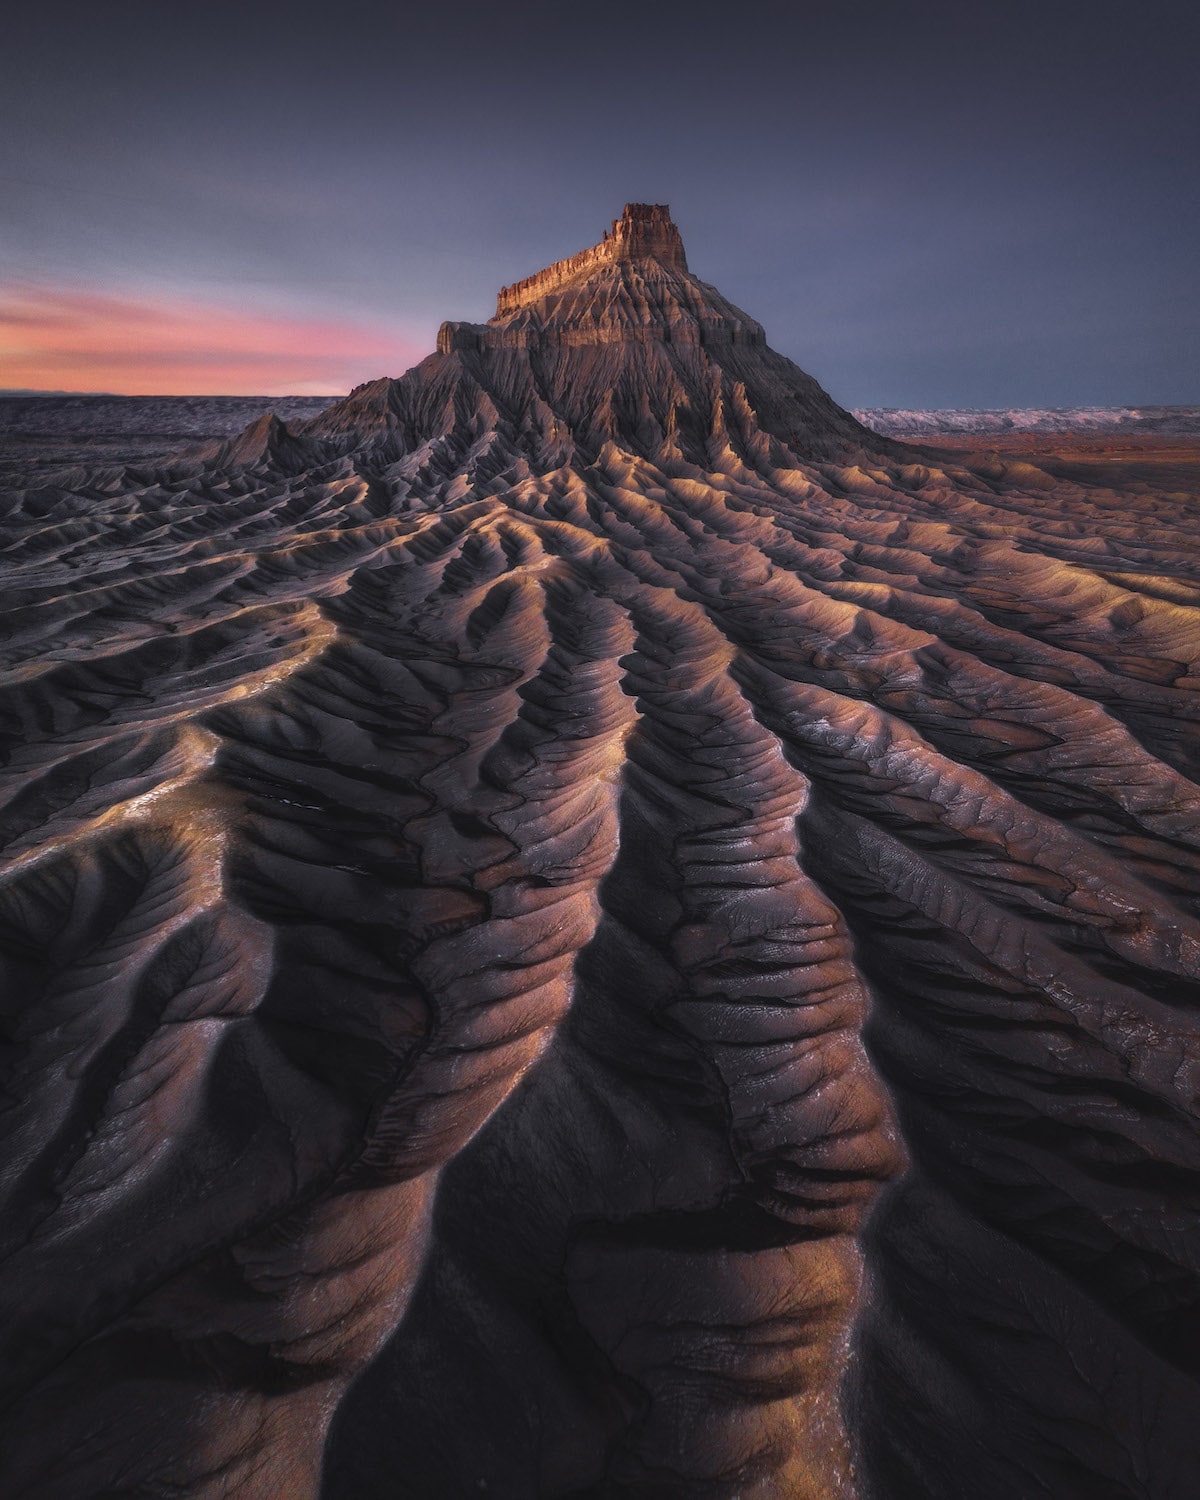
left=2, top=206, right=1200, bottom=1499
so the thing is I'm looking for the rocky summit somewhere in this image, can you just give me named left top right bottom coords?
left=304, top=202, right=883, bottom=466
left=2, top=206, right=1200, bottom=1500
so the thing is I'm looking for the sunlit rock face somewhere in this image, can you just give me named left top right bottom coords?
left=2, top=204, right=1200, bottom=1500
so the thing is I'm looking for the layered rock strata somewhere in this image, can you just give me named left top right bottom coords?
left=494, top=202, right=688, bottom=315
left=1, top=207, right=1199, bottom=1500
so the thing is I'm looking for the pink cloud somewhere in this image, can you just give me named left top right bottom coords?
left=0, top=280, right=425, bottom=395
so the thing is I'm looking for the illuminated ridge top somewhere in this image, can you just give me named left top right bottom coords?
left=494, top=203, right=687, bottom=316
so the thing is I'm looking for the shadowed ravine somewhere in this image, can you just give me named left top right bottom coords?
left=1, top=206, right=1199, bottom=1499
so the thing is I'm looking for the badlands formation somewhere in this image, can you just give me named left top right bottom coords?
left=2, top=205, right=1200, bottom=1499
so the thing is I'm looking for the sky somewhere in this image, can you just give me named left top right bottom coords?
left=1, top=0, right=1197, bottom=405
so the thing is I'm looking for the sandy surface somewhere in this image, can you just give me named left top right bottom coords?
left=2, top=206, right=1199, bottom=1499
left=909, top=429, right=1200, bottom=488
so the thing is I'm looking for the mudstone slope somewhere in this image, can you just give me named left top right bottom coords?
left=2, top=205, right=1199, bottom=1499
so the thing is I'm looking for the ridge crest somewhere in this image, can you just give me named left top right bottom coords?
left=495, top=203, right=687, bottom=316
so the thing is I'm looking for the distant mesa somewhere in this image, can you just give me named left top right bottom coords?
left=856, top=403, right=1200, bottom=437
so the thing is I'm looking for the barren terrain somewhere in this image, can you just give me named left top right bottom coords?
left=2, top=206, right=1198, bottom=1500
left=0, top=395, right=339, bottom=482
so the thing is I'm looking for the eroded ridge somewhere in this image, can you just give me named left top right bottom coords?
left=2, top=209, right=1200, bottom=1499
left=495, top=203, right=688, bottom=316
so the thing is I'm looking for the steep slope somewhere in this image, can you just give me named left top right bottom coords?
left=1, top=206, right=1199, bottom=1500
left=301, top=202, right=890, bottom=470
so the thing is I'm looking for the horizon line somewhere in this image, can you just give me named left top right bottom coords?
left=3, top=390, right=1198, bottom=411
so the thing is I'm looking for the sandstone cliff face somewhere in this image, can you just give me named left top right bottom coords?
left=446, top=204, right=761, bottom=358
left=1, top=209, right=1199, bottom=1500
left=494, top=202, right=689, bottom=316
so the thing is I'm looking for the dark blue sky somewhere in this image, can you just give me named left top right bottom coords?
left=3, top=0, right=1197, bottom=402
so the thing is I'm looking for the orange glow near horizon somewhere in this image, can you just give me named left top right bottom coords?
left=0, top=281, right=423, bottom=396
